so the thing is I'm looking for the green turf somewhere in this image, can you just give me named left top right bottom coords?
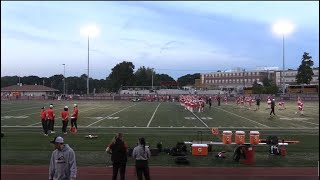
left=1, top=100, right=319, bottom=167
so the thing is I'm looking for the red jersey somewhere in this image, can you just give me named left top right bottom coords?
left=47, top=109, right=55, bottom=120
left=72, top=108, right=78, bottom=118
left=40, top=110, right=47, bottom=120
left=61, top=111, right=69, bottom=121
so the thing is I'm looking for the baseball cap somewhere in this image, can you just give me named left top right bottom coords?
left=74, top=104, right=77, bottom=107
left=64, top=106, right=68, bottom=109
left=49, top=104, right=53, bottom=108
left=50, top=136, right=64, bottom=144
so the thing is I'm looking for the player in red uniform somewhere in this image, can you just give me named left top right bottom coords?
left=47, top=104, right=55, bottom=134
left=71, top=104, right=78, bottom=130
left=40, top=106, right=48, bottom=136
left=278, top=97, right=286, bottom=110
left=61, top=106, right=69, bottom=134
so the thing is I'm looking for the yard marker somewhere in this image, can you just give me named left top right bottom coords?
left=191, top=111, right=209, bottom=128
left=86, top=104, right=137, bottom=127
left=147, top=103, right=161, bottom=127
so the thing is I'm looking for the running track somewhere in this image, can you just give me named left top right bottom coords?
left=1, top=165, right=318, bottom=180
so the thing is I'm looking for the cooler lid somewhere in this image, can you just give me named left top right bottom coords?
left=192, top=144, right=208, bottom=147
left=223, top=130, right=232, bottom=134
left=250, top=131, right=260, bottom=134
left=235, top=131, right=245, bottom=134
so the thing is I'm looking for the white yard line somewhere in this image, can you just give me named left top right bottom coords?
left=277, top=114, right=319, bottom=126
left=214, top=107, right=270, bottom=128
left=1, top=106, right=41, bottom=113
left=27, top=122, right=42, bottom=126
left=86, top=104, right=137, bottom=127
left=147, top=103, right=161, bottom=127
left=190, top=111, right=209, bottom=128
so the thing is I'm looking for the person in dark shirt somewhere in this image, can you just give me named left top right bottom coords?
left=255, top=96, right=261, bottom=111
left=208, top=97, right=212, bottom=109
left=106, top=133, right=128, bottom=180
left=270, top=99, right=276, bottom=116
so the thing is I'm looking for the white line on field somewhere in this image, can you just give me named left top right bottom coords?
left=27, top=122, right=42, bottom=126
left=277, top=114, right=319, bottom=126
left=214, top=107, right=270, bottom=128
left=147, top=103, right=161, bottom=127
left=86, top=104, right=137, bottom=127
left=190, top=111, right=209, bottom=128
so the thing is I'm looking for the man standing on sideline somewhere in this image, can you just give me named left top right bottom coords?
left=269, top=99, right=276, bottom=116
left=71, top=104, right=78, bottom=130
left=49, top=136, right=77, bottom=180
left=47, top=104, right=55, bottom=134
left=217, top=95, right=221, bottom=106
left=255, top=96, right=261, bottom=111
left=208, top=97, right=212, bottom=109
left=106, top=133, right=128, bottom=180
left=132, top=137, right=151, bottom=180
left=40, top=106, right=48, bottom=136
left=61, top=106, right=69, bottom=134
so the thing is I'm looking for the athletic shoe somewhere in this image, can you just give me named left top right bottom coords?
left=64, top=132, right=67, bottom=134
left=51, top=131, right=55, bottom=134
left=44, top=134, right=48, bottom=136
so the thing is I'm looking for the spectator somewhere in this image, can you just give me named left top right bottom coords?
left=106, top=133, right=128, bottom=180
left=49, top=136, right=77, bottom=180
left=132, top=137, right=151, bottom=180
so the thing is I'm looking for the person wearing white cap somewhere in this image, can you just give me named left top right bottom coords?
left=49, top=136, right=77, bottom=180
left=61, top=106, right=69, bottom=134
left=47, top=104, right=56, bottom=134
left=71, top=104, right=78, bottom=130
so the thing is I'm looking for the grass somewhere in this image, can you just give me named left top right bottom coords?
left=1, top=100, right=319, bottom=167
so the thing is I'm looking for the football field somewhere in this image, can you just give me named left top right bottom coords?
left=1, top=100, right=319, bottom=167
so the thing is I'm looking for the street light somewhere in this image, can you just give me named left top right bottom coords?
left=62, top=64, right=66, bottom=95
left=272, top=20, right=294, bottom=94
left=80, top=24, right=100, bottom=95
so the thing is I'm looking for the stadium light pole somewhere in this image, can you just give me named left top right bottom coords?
left=80, top=24, right=100, bottom=95
left=151, top=68, right=154, bottom=90
left=62, top=64, right=66, bottom=95
left=272, top=20, right=294, bottom=95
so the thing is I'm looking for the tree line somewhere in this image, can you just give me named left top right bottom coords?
left=1, top=52, right=315, bottom=94
left=1, top=61, right=199, bottom=94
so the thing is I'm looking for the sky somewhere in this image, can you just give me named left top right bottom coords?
left=1, top=1, right=319, bottom=80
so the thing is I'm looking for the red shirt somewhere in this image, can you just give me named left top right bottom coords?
left=61, top=111, right=69, bottom=121
left=47, top=109, right=55, bottom=120
left=40, top=110, right=47, bottom=120
left=72, top=108, right=78, bottom=118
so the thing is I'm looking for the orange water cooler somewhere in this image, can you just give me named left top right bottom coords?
left=192, top=144, right=208, bottom=156
left=249, top=131, right=260, bottom=145
left=235, top=131, right=245, bottom=145
left=222, top=131, right=232, bottom=144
